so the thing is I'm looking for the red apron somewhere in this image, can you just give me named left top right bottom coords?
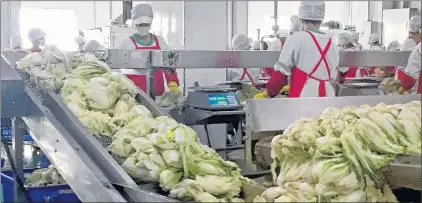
left=28, top=47, right=42, bottom=53
left=126, top=35, right=177, bottom=96
left=344, top=67, right=368, bottom=78
left=239, top=68, right=258, bottom=86
left=289, top=31, right=332, bottom=98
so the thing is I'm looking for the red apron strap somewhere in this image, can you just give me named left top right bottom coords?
left=304, top=30, right=332, bottom=97
left=239, top=68, right=256, bottom=85
left=279, top=38, right=285, bottom=48
left=132, top=34, right=161, bottom=50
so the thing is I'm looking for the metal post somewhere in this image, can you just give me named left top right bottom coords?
left=12, top=118, right=25, bottom=202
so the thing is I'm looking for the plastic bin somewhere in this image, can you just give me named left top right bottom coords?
left=1, top=169, right=80, bottom=202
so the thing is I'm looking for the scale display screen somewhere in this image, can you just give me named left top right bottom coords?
left=208, top=93, right=239, bottom=106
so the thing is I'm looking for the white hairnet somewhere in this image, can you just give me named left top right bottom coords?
left=232, top=34, right=253, bottom=50
left=368, top=33, right=380, bottom=44
left=28, top=28, right=46, bottom=43
left=74, top=36, right=86, bottom=45
left=349, top=31, right=359, bottom=41
left=132, top=4, right=153, bottom=24
left=10, top=35, right=23, bottom=49
left=408, top=15, right=421, bottom=33
left=298, top=1, right=325, bottom=21
left=337, top=32, right=353, bottom=45
left=290, top=15, right=300, bottom=33
left=83, top=40, right=104, bottom=52
left=386, top=40, right=400, bottom=51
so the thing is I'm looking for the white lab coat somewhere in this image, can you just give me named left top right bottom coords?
left=268, top=39, right=284, bottom=51
left=395, top=38, right=418, bottom=79
left=404, top=42, right=421, bottom=90
left=274, top=30, right=340, bottom=97
left=369, top=45, right=385, bottom=51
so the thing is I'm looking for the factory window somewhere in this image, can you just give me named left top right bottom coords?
left=20, top=8, right=79, bottom=51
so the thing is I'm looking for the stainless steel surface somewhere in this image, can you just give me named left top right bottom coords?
left=246, top=94, right=420, bottom=133
left=1, top=53, right=176, bottom=202
left=12, top=118, right=25, bottom=202
left=106, top=49, right=151, bottom=69
left=189, top=85, right=237, bottom=92
left=107, top=50, right=412, bottom=69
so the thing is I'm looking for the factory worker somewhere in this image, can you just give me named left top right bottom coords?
left=396, top=16, right=421, bottom=81
left=83, top=40, right=105, bottom=52
left=338, top=32, right=367, bottom=78
left=398, top=42, right=421, bottom=94
left=349, top=31, right=363, bottom=50
left=255, top=1, right=341, bottom=98
left=268, top=15, right=300, bottom=51
left=74, top=35, right=86, bottom=51
left=7, top=35, right=28, bottom=52
left=117, top=4, right=180, bottom=97
left=230, top=34, right=264, bottom=85
left=368, top=33, right=385, bottom=51
left=28, top=28, right=46, bottom=53
left=400, top=15, right=421, bottom=51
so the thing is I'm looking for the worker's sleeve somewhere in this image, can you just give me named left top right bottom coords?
left=399, top=43, right=421, bottom=90
left=404, top=43, right=422, bottom=80
left=164, top=69, right=180, bottom=86
left=266, top=37, right=295, bottom=97
left=267, top=40, right=282, bottom=51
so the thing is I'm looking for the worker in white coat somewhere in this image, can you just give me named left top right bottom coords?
left=6, top=35, right=28, bottom=52
left=349, top=31, right=363, bottom=50
left=268, top=15, right=301, bottom=51
left=395, top=15, right=421, bottom=81
left=28, top=28, right=46, bottom=53
left=74, top=35, right=86, bottom=51
left=83, top=40, right=105, bottom=52
left=368, top=33, right=385, bottom=51
left=117, top=4, right=180, bottom=97
left=255, top=1, right=341, bottom=98
left=230, top=34, right=264, bottom=86
left=398, top=42, right=421, bottom=94
left=337, top=32, right=367, bottom=78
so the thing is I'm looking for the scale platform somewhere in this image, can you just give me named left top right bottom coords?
left=187, top=86, right=243, bottom=111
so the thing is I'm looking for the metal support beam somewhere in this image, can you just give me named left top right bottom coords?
left=12, top=117, right=25, bottom=202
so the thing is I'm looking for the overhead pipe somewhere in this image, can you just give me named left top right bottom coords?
left=227, top=1, right=234, bottom=50
left=260, top=0, right=279, bottom=50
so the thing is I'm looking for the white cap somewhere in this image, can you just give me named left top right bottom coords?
left=83, top=40, right=104, bottom=52
left=386, top=40, right=400, bottom=51
left=10, top=35, right=23, bottom=49
left=408, top=15, right=421, bottom=33
left=349, top=31, right=359, bottom=41
left=298, top=1, right=325, bottom=21
left=368, top=33, right=380, bottom=44
left=290, top=15, right=300, bottom=33
left=28, top=28, right=46, bottom=43
left=74, top=35, right=86, bottom=45
left=337, top=32, right=353, bottom=45
left=132, top=4, right=153, bottom=24
left=232, top=34, right=253, bottom=50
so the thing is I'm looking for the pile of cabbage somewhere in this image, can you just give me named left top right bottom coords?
left=254, top=101, right=421, bottom=202
left=16, top=50, right=251, bottom=202
left=25, top=166, right=67, bottom=187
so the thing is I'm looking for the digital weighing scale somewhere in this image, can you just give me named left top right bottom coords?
left=187, top=85, right=243, bottom=111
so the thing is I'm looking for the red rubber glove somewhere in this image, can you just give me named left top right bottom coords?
left=164, top=68, right=180, bottom=86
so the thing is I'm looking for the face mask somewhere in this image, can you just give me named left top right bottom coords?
left=36, top=38, right=46, bottom=47
left=136, top=26, right=151, bottom=36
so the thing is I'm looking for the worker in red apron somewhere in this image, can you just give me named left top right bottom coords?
left=117, top=4, right=180, bottom=97
left=398, top=43, right=421, bottom=94
left=267, top=15, right=300, bottom=52
left=27, top=28, right=46, bottom=53
left=229, top=34, right=264, bottom=86
left=254, top=1, right=341, bottom=98
left=337, top=32, right=367, bottom=79
left=349, top=31, right=363, bottom=51
left=395, top=15, right=421, bottom=81
left=5, top=35, right=28, bottom=53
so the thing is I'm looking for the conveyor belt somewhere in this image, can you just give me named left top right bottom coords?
left=1, top=53, right=177, bottom=202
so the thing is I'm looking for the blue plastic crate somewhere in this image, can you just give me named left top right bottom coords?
left=1, top=169, right=80, bottom=202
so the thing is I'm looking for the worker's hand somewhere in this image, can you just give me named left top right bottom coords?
left=254, top=91, right=269, bottom=99
left=280, top=85, right=290, bottom=95
left=398, top=87, right=408, bottom=95
left=168, top=81, right=182, bottom=96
